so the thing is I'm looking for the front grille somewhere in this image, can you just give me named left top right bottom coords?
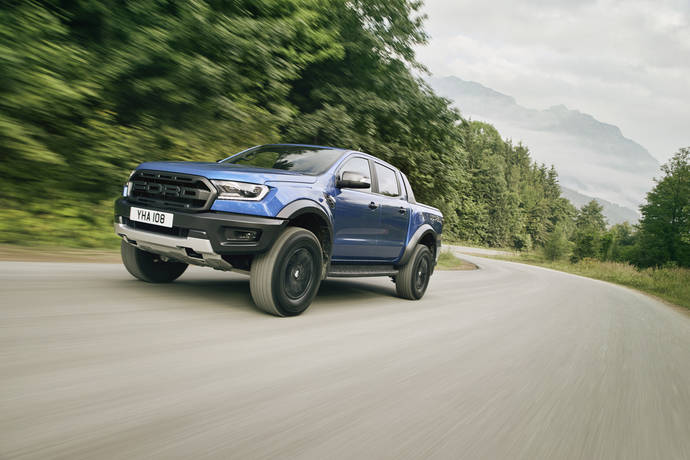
left=124, top=218, right=189, bottom=238
left=128, top=170, right=215, bottom=211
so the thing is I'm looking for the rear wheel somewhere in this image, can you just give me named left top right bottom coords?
left=250, top=227, right=323, bottom=316
left=120, top=241, right=188, bottom=283
left=396, top=244, right=432, bottom=300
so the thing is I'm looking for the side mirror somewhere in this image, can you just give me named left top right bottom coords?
left=337, top=171, right=371, bottom=189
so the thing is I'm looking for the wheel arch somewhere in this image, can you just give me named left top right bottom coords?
left=276, top=200, right=333, bottom=270
left=398, top=224, right=438, bottom=267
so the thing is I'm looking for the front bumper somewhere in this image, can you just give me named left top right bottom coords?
left=114, top=198, right=287, bottom=268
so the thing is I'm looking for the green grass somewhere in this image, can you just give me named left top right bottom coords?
left=492, top=252, right=690, bottom=309
left=0, top=199, right=121, bottom=249
left=436, top=250, right=477, bottom=270
left=442, top=238, right=515, bottom=253
left=0, top=244, right=120, bottom=263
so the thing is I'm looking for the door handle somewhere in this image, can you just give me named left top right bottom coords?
left=368, top=201, right=378, bottom=210
left=398, top=207, right=407, bottom=214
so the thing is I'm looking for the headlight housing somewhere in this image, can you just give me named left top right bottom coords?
left=211, top=180, right=269, bottom=201
left=123, top=169, right=136, bottom=197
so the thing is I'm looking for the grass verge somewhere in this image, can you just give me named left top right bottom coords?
left=0, top=244, right=120, bottom=263
left=489, top=252, right=690, bottom=309
left=436, top=250, right=478, bottom=271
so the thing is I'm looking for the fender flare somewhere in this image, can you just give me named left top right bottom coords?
left=276, top=199, right=334, bottom=254
left=398, top=224, right=437, bottom=266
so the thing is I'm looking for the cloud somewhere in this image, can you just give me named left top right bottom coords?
left=416, top=0, right=690, bottom=162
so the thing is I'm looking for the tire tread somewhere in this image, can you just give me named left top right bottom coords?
left=250, top=227, right=321, bottom=316
left=396, top=244, right=431, bottom=300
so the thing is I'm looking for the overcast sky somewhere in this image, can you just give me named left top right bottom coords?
left=415, top=0, right=690, bottom=163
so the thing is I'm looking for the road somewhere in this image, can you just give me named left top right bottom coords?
left=1, top=255, right=689, bottom=459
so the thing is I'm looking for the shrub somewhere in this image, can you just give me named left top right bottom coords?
left=544, top=224, right=571, bottom=261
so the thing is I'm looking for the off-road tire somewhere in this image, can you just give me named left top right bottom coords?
left=121, top=241, right=188, bottom=283
left=250, top=227, right=323, bottom=317
left=396, top=244, right=432, bottom=300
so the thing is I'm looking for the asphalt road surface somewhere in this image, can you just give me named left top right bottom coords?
left=1, top=255, right=689, bottom=460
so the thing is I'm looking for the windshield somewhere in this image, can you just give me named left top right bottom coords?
left=223, top=146, right=344, bottom=175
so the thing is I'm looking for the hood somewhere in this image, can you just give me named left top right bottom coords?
left=136, top=161, right=318, bottom=184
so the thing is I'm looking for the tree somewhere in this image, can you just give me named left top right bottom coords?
left=544, top=223, right=570, bottom=261
left=571, top=200, right=607, bottom=261
left=285, top=0, right=468, bottom=219
left=0, top=0, right=582, bottom=249
left=0, top=0, right=344, bottom=246
left=634, top=147, right=690, bottom=267
left=575, top=200, right=607, bottom=232
left=601, top=222, right=636, bottom=261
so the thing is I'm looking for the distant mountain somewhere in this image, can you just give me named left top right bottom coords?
left=561, top=187, right=639, bottom=225
left=430, top=76, right=660, bottom=211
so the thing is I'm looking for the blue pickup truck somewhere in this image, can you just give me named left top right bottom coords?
left=114, top=144, right=443, bottom=316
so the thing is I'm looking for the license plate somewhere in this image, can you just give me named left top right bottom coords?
left=129, top=207, right=174, bottom=228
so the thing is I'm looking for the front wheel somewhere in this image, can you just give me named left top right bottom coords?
left=250, top=227, right=323, bottom=317
left=396, top=244, right=432, bottom=300
left=121, top=241, right=188, bottom=283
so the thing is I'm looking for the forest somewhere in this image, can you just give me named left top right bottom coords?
left=1, top=0, right=687, bottom=269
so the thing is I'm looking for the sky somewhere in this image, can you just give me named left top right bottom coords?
left=415, top=0, right=690, bottom=163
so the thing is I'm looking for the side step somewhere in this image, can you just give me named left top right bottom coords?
left=327, top=264, right=398, bottom=278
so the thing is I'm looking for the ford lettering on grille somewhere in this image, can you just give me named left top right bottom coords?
left=128, top=170, right=214, bottom=211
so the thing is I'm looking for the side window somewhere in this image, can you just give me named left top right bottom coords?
left=339, top=157, right=372, bottom=192
left=375, top=163, right=400, bottom=197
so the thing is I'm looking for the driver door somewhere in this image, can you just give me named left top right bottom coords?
left=331, top=156, right=382, bottom=262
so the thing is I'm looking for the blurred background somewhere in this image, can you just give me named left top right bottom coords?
left=0, top=0, right=570, bottom=250
left=0, top=0, right=687, bottom=274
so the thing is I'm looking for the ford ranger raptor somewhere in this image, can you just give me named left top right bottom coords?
left=114, top=144, right=443, bottom=316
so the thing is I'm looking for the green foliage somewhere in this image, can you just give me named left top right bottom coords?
left=571, top=231, right=599, bottom=262
left=601, top=222, right=637, bottom=262
left=450, top=123, right=574, bottom=248
left=492, top=147, right=689, bottom=308
left=634, top=147, right=690, bottom=268
left=436, top=251, right=476, bottom=270
left=544, top=223, right=571, bottom=261
left=501, top=252, right=690, bottom=309
left=576, top=200, right=607, bottom=232
left=571, top=200, right=607, bottom=261
left=0, top=0, right=603, bottom=251
left=1, top=0, right=342, bottom=247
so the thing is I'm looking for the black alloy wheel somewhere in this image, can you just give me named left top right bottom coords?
left=396, top=244, right=432, bottom=300
left=250, top=227, right=323, bottom=316
left=414, top=254, right=430, bottom=295
left=281, top=247, right=316, bottom=301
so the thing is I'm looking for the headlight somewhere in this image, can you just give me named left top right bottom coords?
left=211, top=180, right=269, bottom=201
left=123, top=170, right=136, bottom=197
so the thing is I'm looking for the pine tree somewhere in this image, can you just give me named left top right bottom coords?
left=544, top=223, right=570, bottom=261
left=635, top=147, right=690, bottom=267
left=571, top=200, right=607, bottom=261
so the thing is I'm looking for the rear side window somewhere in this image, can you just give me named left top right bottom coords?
left=400, top=172, right=416, bottom=203
left=375, top=163, right=400, bottom=197
left=340, top=157, right=372, bottom=192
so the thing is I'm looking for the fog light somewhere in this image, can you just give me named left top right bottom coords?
left=224, top=228, right=260, bottom=242
left=236, top=231, right=257, bottom=241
